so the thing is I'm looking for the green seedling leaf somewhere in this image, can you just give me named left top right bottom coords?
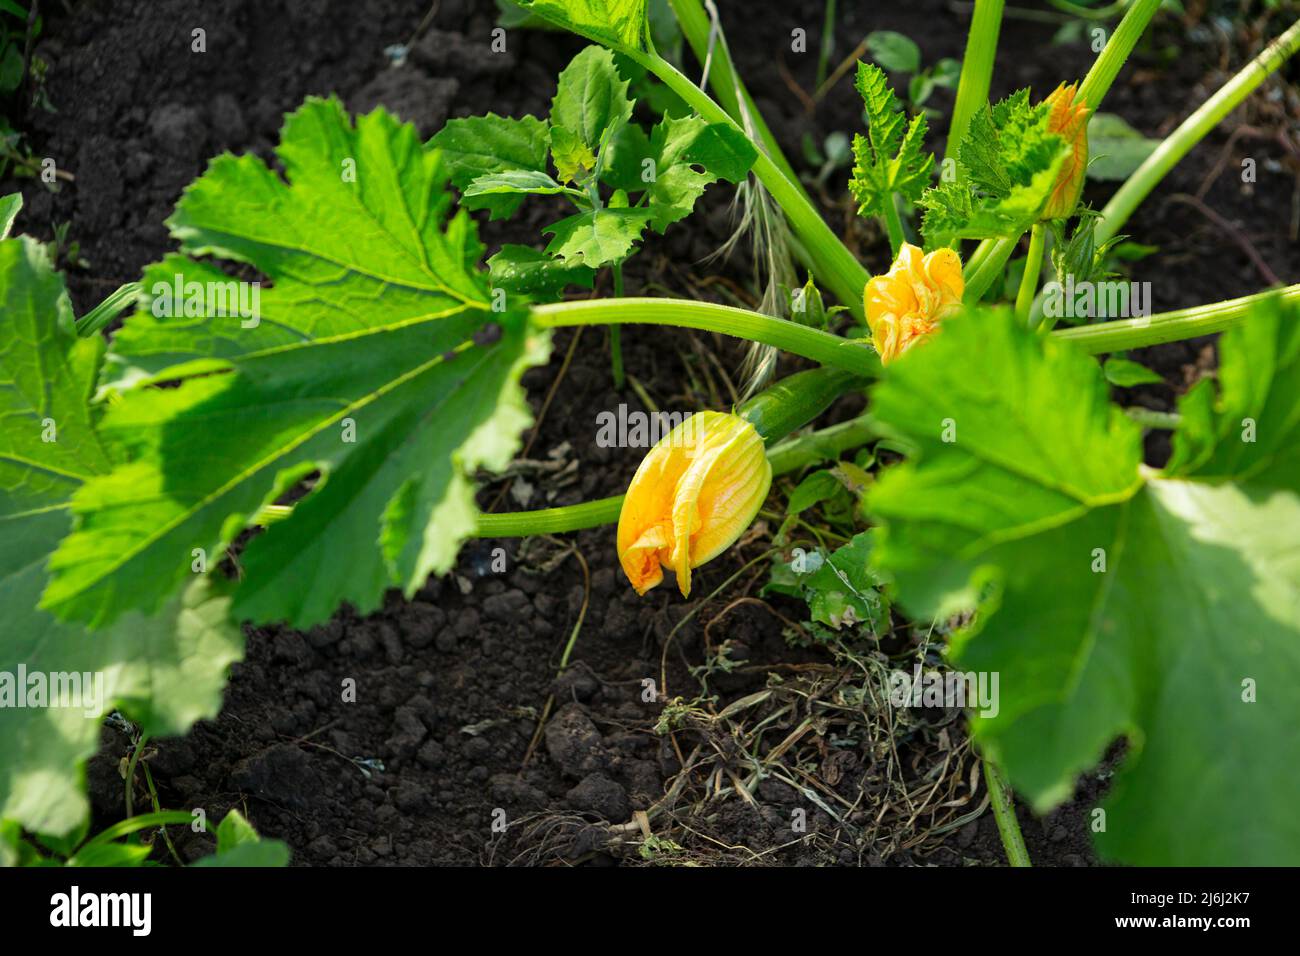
left=918, top=89, right=1068, bottom=247
left=0, top=191, right=19, bottom=239
left=1086, top=112, right=1160, bottom=181
left=1102, top=356, right=1163, bottom=387
left=543, top=206, right=655, bottom=267
left=0, top=236, right=242, bottom=837
left=427, top=113, right=550, bottom=219
left=193, top=809, right=289, bottom=866
left=867, top=304, right=1300, bottom=865
left=488, top=243, right=595, bottom=300
left=42, top=98, right=551, bottom=630
left=865, top=31, right=921, bottom=74
left=515, top=0, right=650, bottom=50
left=550, top=45, right=634, bottom=153
left=848, top=62, right=934, bottom=221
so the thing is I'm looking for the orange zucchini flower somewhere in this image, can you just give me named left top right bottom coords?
left=1041, top=82, right=1090, bottom=221
left=864, top=243, right=963, bottom=364
left=617, top=411, right=771, bottom=597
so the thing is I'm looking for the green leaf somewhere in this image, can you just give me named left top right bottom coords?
left=1102, top=356, right=1163, bottom=387
left=865, top=31, right=921, bottom=74
left=41, top=98, right=552, bottom=630
left=194, top=811, right=289, bottom=866
left=0, top=237, right=242, bottom=837
left=549, top=124, right=597, bottom=183
left=488, top=244, right=595, bottom=300
left=1086, top=112, right=1159, bottom=181
left=543, top=206, right=654, bottom=268
left=1165, top=299, right=1300, bottom=490
left=803, top=533, right=888, bottom=631
left=867, top=305, right=1300, bottom=865
left=463, top=168, right=568, bottom=199
left=427, top=113, right=551, bottom=219
left=66, top=842, right=155, bottom=867
left=786, top=469, right=841, bottom=515
left=515, top=0, right=649, bottom=50
left=550, top=46, right=634, bottom=153
left=640, top=114, right=756, bottom=232
left=848, top=62, right=934, bottom=220
left=600, top=121, right=654, bottom=192
left=214, top=808, right=260, bottom=853
left=193, top=840, right=290, bottom=867
left=919, top=89, right=1068, bottom=247
left=0, top=192, right=19, bottom=239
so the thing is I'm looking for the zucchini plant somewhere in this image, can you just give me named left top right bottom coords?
left=1, top=0, right=1298, bottom=866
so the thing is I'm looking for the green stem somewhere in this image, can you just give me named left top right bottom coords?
left=123, top=731, right=149, bottom=819
left=985, top=759, right=1031, bottom=867
left=627, top=49, right=870, bottom=317
left=1015, top=223, right=1046, bottom=324
left=945, top=0, right=1005, bottom=172
left=533, top=297, right=881, bottom=376
left=882, top=193, right=906, bottom=258
left=1047, top=0, right=1131, bottom=19
left=610, top=264, right=626, bottom=389
left=1096, top=16, right=1300, bottom=245
left=816, top=0, right=837, bottom=89
left=474, top=411, right=884, bottom=538
left=1077, top=0, right=1162, bottom=109
left=666, top=0, right=811, bottom=202
left=1125, top=407, right=1180, bottom=430
left=963, top=236, right=1017, bottom=303
left=1055, top=284, right=1300, bottom=354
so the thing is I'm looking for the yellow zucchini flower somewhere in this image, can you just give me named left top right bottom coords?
left=864, top=243, right=963, bottom=364
left=1041, top=82, right=1090, bottom=221
left=617, top=410, right=771, bottom=597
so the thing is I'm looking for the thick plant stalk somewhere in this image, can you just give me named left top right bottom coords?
left=1055, top=283, right=1300, bottom=353
left=473, top=412, right=884, bottom=538
left=945, top=0, right=1005, bottom=172
left=1014, top=223, right=1046, bottom=323
left=1077, top=0, right=1163, bottom=108
left=488, top=284, right=1298, bottom=539
left=532, top=297, right=882, bottom=376
left=1096, top=16, right=1300, bottom=245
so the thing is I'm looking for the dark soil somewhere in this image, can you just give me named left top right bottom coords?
left=6, top=0, right=1296, bottom=866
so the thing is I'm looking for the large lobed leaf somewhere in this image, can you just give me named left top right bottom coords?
left=0, top=237, right=241, bottom=837
left=42, top=98, right=551, bottom=631
left=867, top=303, right=1300, bottom=865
